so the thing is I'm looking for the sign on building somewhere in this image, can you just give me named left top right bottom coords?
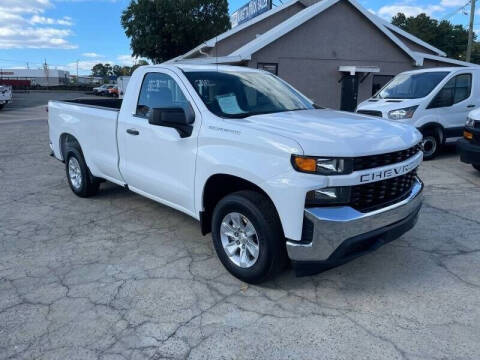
left=231, top=0, right=272, bottom=28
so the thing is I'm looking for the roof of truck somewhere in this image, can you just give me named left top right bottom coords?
left=172, top=64, right=261, bottom=73
left=400, top=66, right=480, bottom=75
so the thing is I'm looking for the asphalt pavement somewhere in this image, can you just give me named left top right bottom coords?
left=0, top=91, right=479, bottom=360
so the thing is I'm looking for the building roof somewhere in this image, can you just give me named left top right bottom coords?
left=172, top=0, right=472, bottom=68
left=168, top=0, right=302, bottom=63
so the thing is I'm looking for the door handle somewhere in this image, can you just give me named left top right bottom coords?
left=126, top=128, right=140, bottom=136
left=467, top=105, right=476, bottom=108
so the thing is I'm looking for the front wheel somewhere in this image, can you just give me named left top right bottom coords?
left=0, top=104, right=5, bottom=110
left=211, top=190, right=287, bottom=284
left=65, top=147, right=99, bottom=197
left=421, top=130, right=441, bottom=160
left=473, top=164, right=480, bottom=172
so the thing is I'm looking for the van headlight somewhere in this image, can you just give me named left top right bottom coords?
left=388, top=106, right=418, bottom=120
left=466, top=117, right=476, bottom=128
left=291, top=156, right=353, bottom=175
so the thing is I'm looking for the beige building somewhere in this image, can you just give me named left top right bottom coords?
left=171, top=0, right=475, bottom=111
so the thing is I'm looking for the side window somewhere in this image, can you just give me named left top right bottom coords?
left=136, top=72, right=188, bottom=117
left=428, top=73, right=472, bottom=109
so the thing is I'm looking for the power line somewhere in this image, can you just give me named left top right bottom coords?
left=441, top=0, right=472, bottom=21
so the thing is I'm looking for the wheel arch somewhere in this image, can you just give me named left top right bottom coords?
left=200, top=173, right=281, bottom=236
left=59, top=133, right=82, bottom=162
left=419, top=122, right=445, bottom=144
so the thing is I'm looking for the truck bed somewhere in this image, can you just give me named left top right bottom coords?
left=48, top=98, right=124, bottom=185
left=63, top=98, right=123, bottom=110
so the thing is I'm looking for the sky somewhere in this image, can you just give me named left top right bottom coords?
left=0, top=0, right=477, bottom=75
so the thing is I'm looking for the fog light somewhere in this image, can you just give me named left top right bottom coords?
left=305, top=187, right=351, bottom=207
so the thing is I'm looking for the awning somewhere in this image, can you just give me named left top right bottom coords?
left=338, top=66, right=380, bottom=75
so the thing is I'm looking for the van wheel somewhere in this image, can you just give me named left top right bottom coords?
left=421, top=130, right=441, bottom=160
left=65, top=147, right=99, bottom=197
left=473, top=164, right=480, bottom=172
left=211, top=190, right=287, bottom=284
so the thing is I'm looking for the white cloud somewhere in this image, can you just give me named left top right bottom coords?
left=0, top=0, right=76, bottom=49
left=377, top=4, right=444, bottom=19
left=30, top=15, right=73, bottom=26
left=82, top=52, right=104, bottom=58
left=117, top=54, right=145, bottom=66
left=440, top=0, right=467, bottom=6
left=58, top=60, right=113, bottom=74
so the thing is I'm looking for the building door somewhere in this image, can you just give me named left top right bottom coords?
left=340, top=74, right=359, bottom=112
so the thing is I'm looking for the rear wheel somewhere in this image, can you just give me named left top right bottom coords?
left=65, top=147, right=100, bottom=197
left=421, top=129, right=441, bottom=160
left=0, top=104, right=5, bottom=110
left=211, top=190, right=287, bottom=284
left=473, top=164, right=480, bottom=172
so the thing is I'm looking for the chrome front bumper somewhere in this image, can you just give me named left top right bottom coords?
left=286, top=178, right=423, bottom=263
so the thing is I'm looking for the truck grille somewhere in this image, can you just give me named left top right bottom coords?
left=350, top=170, right=417, bottom=212
left=357, top=110, right=383, bottom=117
left=354, top=144, right=422, bottom=171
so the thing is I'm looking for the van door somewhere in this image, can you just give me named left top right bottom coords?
left=425, top=71, right=475, bottom=137
left=117, top=70, right=200, bottom=215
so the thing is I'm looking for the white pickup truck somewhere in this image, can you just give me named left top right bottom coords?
left=48, top=64, right=424, bottom=283
left=0, top=85, right=12, bottom=110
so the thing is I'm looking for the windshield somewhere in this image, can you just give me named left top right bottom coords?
left=377, top=71, right=449, bottom=99
left=184, top=70, right=314, bottom=118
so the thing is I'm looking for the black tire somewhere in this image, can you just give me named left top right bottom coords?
left=65, top=147, right=99, bottom=198
left=211, top=190, right=287, bottom=284
left=421, top=129, right=441, bottom=160
left=0, top=104, right=5, bottom=110
left=473, top=164, right=480, bottom=172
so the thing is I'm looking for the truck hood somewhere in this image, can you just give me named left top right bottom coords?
left=356, top=98, right=423, bottom=117
left=243, top=109, right=421, bottom=157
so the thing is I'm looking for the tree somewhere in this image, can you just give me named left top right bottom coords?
left=121, top=0, right=231, bottom=63
left=112, top=65, right=123, bottom=77
left=391, top=12, right=473, bottom=62
left=130, top=59, right=149, bottom=74
left=91, top=63, right=114, bottom=80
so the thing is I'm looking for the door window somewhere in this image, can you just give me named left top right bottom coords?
left=428, top=73, right=472, bottom=109
left=136, top=72, right=188, bottom=117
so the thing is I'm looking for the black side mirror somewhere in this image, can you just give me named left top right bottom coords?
left=149, top=104, right=195, bottom=138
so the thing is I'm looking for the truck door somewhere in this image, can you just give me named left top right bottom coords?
left=117, top=70, right=200, bottom=215
left=425, top=71, right=475, bottom=137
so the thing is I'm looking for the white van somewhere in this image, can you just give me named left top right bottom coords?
left=357, top=67, right=480, bottom=159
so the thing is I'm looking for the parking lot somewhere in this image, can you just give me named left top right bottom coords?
left=1, top=91, right=479, bottom=360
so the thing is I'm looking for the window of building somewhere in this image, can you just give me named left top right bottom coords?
left=257, top=63, right=278, bottom=75
left=372, top=75, right=394, bottom=96
left=428, top=73, right=472, bottom=109
left=136, top=72, right=188, bottom=117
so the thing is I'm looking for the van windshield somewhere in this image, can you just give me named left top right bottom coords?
left=376, top=71, right=449, bottom=99
left=184, top=70, right=314, bottom=118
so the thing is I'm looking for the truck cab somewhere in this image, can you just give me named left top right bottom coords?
left=357, top=67, right=480, bottom=159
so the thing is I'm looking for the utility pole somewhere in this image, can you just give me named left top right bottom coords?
left=467, top=0, right=476, bottom=62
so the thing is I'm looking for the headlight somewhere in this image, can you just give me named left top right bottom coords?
left=291, top=155, right=353, bottom=175
left=466, top=117, right=476, bottom=128
left=388, top=106, right=418, bottom=120
left=305, top=187, right=351, bottom=206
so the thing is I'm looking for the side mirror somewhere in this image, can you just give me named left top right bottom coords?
left=149, top=105, right=195, bottom=138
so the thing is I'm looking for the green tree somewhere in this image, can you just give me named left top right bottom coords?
left=130, top=59, right=149, bottom=74
left=121, top=0, right=231, bottom=63
left=91, top=63, right=114, bottom=80
left=391, top=12, right=473, bottom=62
left=112, top=65, right=123, bottom=77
